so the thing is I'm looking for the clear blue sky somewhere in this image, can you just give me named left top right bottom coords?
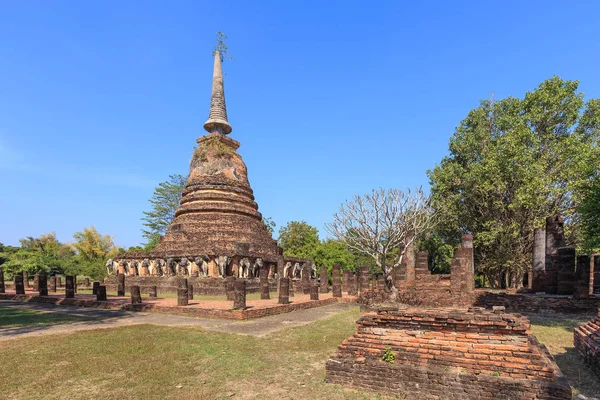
left=1, top=1, right=599, bottom=247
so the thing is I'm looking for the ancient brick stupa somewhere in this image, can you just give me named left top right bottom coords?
left=115, top=51, right=279, bottom=278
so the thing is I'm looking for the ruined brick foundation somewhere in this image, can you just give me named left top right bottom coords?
left=574, top=308, right=600, bottom=378
left=326, top=307, right=571, bottom=399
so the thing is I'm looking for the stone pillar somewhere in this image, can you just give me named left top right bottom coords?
left=188, top=283, right=194, bottom=300
left=404, top=237, right=416, bottom=286
left=233, top=279, right=246, bottom=310
left=33, top=273, right=40, bottom=291
left=65, top=275, right=75, bottom=298
left=348, top=273, right=358, bottom=296
left=461, top=234, right=475, bottom=293
left=92, top=281, right=100, bottom=295
left=84, top=277, right=90, bottom=287
left=23, top=271, right=30, bottom=288
left=225, top=277, right=235, bottom=301
left=57, top=276, right=62, bottom=288
left=415, top=252, right=430, bottom=275
left=15, top=274, right=25, bottom=294
left=556, top=247, right=576, bottom=295
left=96, top=285, right=107, bottom=301
left=38, top=272, right=48, bottom=296
left=117, top=274, right=125, bottom=296
left=260, top=266, right=270, bottom=300
left=177, top=278, right=189, bottom=306
left=302, top=263, right=311, bottom=294
left=319, top=266, right=329, bottom=293
left=332, top=264, right=342, bottom=298
left=532, top=228, right=546, bottom=292
left=342, top=270, right=350, bottom=293
left=451, top=249, right=468, bottom=295
left=73, top=276, right=77, bottom=294
left=546, top=215, right=565, bottom=294
left=49, top=276, right=57, bottom=293
left=148, top=286, right=157, bottom=298
left=310, top=283, right=319, bottom=300
left=358, top=266, right=370, bottom=295
left=278, top=277, right=290, bottom=304
left=130, top=285, right=142, bottom=304
left=0, top=268, right=5, bottom=293
left=574, top=255, right=591, bottom=298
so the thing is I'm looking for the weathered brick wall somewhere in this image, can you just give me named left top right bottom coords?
left=326, top=307, right=571, bottom=399
left=574, top=309, right=600, bottom=378
left=103, top=276, right=277, bottom=295
left=473, top=291, right=600, bottom=313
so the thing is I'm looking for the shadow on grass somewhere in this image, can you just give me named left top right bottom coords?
left=554, top=347, right=600, bottom=398
left=0, top=304, right=137, bottom=337
left=525, top=313, right=594, bottom=334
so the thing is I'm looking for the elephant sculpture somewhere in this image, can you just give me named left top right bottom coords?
left=292, top=262, right=301, bottom=279
left=251, top=258, right=263, bottom=278
left=311, top=263, right=317, bottom=279
left=166, top=258, right=177, bottom=276
left=141, top=259, right=150, bottom=275
left=178, top=258, right=190, bottom=275
left=283, top=262, right=292, bottom=278
left=194, top=255, right=209, bottom=277
left=119, top=260, right=128, bottom=275
left=130, top=260, right=139, bottom=276
left=239, top=257, right=251, bottom=278
left=156, top=259, right=167, bottom=276
left=216, top=256, right=230, bottom=277
left=105, top=259, right=115, bottom=276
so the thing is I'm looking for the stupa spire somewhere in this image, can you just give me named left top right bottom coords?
left=203, top=51, right=232, bottom=135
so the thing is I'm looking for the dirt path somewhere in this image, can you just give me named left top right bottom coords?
left=0, top=300, right=357, bottom=341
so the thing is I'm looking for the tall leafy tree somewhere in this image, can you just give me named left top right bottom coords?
left=428, top=77, right=600, bottom=288
left=0, top=234, right=75, bottom=277
left=579, top=176, right=600, bottom=253
left=278, top=221, right=320, bottom=259
left=141, top=174, right=186, bottom=249
left=71, top=226, right=119, bottom=279
left=313, top=239, right=356, bottom=275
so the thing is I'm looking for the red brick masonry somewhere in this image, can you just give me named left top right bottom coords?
left=326, top=307, right=571, bottom=399
left=574, top=308, right=600, bottom=378
left=0, top=291, right=356, bottom=320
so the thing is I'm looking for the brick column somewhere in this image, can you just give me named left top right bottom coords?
left=404, top=238, right=416, bottom=286
left=92, top=281, right=100, bottom=295
left=33, top=273, right=40, bottom=291
left=342, top=270, right=350, bottom=293
left=332, top=264, right=342, bottom=298
left=225, top=277, right=235, bottom=301
left=415, top=252, right=430, bottom=276
left=233, top=280, right=246, bottom=310
left=532, top=228, right=546, bottom=291
left=57, top=276, right=62, bottom=288
left=65, top=275, right=75, bottom=298
left=546, top=215, right=565, bottom=294
left=84, top=277, right=90, bottom=287
left=148, top=286, right=157, bottom=298
left=574, top=256, right=591, bottom=298
left=278, top=277, right=290, bottom=304
left=319, top=266, right=329, bottom=293
left=260, top=266, right=270, bottom=300
left=177, top=278, right=189, bottom=306
left=23, top=271, right=30, bottom=288
left=348, top=273, right=358, bottom=296
left=130, top=285, right=142, bottom=304
left=49, top=276, right=57, bottom=293
left=302, top=263, right=311, bottom=294
left=97, top=286, right=107, bottom=301
left=310, top=283, right=319, bottom=300
left=377, top=274, right=386, bottom=290
left=0, top=268, right=5, bottom=293
left=556, top=247, right=576, bottom=295
left=15, top=274, right=25, bottom=294
left=188, top=283, right=194, bottom=300
left=461, top=234, right=475, bottom=293
left=38, top=272, right=48, bottom=296
left=358, top=266, right=370, bottom=295
left=117, top=274, right=125, bottom=296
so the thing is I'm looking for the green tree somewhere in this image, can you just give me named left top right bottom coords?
left=579, top=176, right=600, bottom=252
left=278, top=221, right=320, bottom=259
left=0, top=234, right=75, bottom=278
left=141, top=174, right=186, bottom=250
left=428, top=77, right=600, bottom=288
left=313, top=239, right=356, bottom=276
left=71, top=226, right=119, bottom=280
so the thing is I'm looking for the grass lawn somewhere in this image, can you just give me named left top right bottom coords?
left=0, top=307, right=95, bottom=329
left=528, top=313, right=600, bottom=398
left=0, top=307, right=598, bottom=399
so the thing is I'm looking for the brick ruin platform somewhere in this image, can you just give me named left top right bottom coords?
left=0, top=290, right=356, bottom=320
left=326, top=307, right=571, bottom=399
left=574, top=309, right=600, bottom=378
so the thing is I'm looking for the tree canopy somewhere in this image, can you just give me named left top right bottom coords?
left=277, top=220, right=320, bottom=259
left=428, top=77, right=600, bottom=287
